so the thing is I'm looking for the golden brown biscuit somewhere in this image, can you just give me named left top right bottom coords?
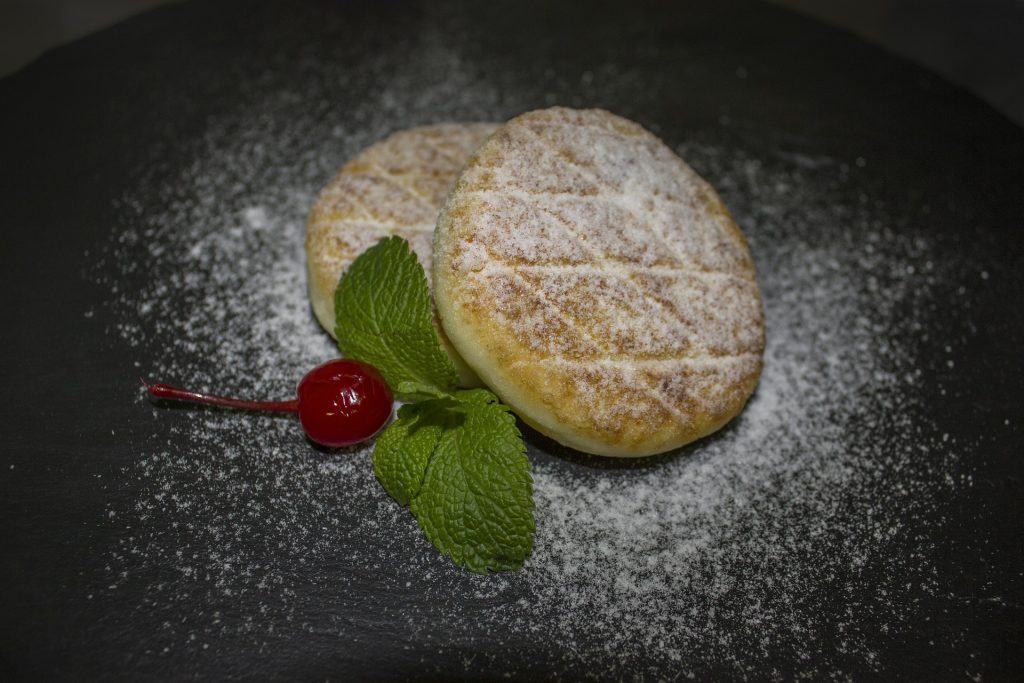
left=433, top=108, right=764, bottom=456
left=305, top=122, right=499, bottom=386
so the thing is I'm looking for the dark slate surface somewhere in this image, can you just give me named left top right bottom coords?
left=1, top=0, right=1022, bottom=679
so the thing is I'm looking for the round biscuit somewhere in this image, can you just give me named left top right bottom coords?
left=433, top=108, right=764, bottom=457
left=305, top=122, right=499, bottom=386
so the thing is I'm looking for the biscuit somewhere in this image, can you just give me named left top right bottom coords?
left=305, top=123, right=499, bottom=385
left=433, top=108, right=764, bottom=456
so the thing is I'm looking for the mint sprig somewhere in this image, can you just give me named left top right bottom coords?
left=409, top=393, right=534, bottom=572
left=335, top=236, right=535, bottom=573
left=334, top=236, right=459, bottom=401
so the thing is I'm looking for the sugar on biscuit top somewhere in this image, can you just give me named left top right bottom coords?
left=433, top=107, right=764, bottom=457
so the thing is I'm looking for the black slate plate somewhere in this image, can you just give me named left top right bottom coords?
left=2, top=0, right=1022, bottom=680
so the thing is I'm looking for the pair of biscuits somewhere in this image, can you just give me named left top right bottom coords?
left=306, top=108, right=764, bottom=457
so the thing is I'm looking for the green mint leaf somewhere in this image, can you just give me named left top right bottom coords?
left=334, top=236, right=459, bottom=397
left=409, top=400, right=534, bottom=573
left=396, top=381, right=452, bottom=403
left=452, top=388, right=503, bottom=406
left=372, top=402, right=447, bottom=506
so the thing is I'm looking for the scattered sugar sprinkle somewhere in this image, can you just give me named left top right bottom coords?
left=92, top=61, right=975, bottom=678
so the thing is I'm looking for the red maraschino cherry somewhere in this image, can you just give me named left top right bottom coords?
left=144, top=359, right=394, bottom=447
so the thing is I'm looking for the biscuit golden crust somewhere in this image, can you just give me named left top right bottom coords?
left=305, top=123, right=499, bottom=385
left=433, top=108, right=764, bottom=457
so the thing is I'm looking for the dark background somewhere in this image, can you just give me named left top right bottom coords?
left=3, top=0, right=1024, bottom=126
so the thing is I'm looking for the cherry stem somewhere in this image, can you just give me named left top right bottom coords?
left=142, top=379, right=299, bottom=413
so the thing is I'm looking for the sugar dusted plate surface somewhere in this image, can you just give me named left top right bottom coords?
left=2, top=0, right=1022, bottom=680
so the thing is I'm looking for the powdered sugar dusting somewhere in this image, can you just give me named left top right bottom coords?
left=94, top=76, right=968, bottom=677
